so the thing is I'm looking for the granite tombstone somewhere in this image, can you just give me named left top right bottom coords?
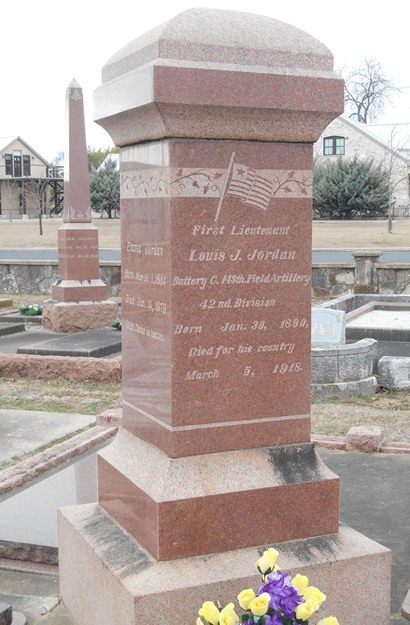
left=58, top=9, right=391, bottom=625
left=42, top=79, right=117, bottom=332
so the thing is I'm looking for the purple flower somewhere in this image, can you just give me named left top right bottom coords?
left=264, top=614, right=284, bottom=625
left=257, top=571, right=303, bottom=618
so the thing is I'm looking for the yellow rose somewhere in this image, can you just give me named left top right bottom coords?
left=237, top=589, right=256, bottom=610
left=301, top=586, right=326, bottom=608
left=197, top=619, right=204, bottom=625
left=294, top=599, right=317, bottom=621
left=219, top=603, right=239, bottom=625
left=291, top=574, right=309, bottom=592
left=198, top=602, right=220, bottom=625
left=249, top=593, right=270, bottom=616
left=255, top=548, right=279, bottom=575
left=317, top=618, right=340, bottom=625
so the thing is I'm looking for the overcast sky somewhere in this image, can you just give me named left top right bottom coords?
left=2, top=0, right=409, bottom=162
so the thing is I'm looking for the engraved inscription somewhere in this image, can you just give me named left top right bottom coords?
left=127, top=242, right=164, bottom=256
left=174, top=325, right=202, bottom=334
left=187, top=248, right=296, bottom=262
left=172, top=208, right=310, bottom=380
left=185, top=369, right=220, bottom=380
left=121, top=150, right=312, bottom=390
left=125, top=319, right=165, bottom=342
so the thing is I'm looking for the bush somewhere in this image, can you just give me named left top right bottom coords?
left=313, top=156, right=389, bottom=219
left=90, top=157, right=120, bottom=219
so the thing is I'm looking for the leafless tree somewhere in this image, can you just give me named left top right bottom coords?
left=26, top=178, right=50, bottom=235
left=344, top=58, right=400, bottom=124
left=379, top=126, right=410, bottom=235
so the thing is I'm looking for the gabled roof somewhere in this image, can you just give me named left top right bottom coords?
left=98, top=153, right=119, bottom=170
left=0, top=136, right=51, bottom=165
left=334, top=115, right=410, bottom=164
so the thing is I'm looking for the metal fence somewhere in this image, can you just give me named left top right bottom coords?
left=393, top=205, right=410, bottom=220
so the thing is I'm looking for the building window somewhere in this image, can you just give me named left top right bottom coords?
left=13, top=154, right=22, bottom=177
left=5, top=154, right=13, bottom=175
left=23, top=155, right=31, bottom=176
left=323, top=136, right=345, bottom=155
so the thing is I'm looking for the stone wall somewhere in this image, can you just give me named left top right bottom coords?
left=1, top=260, right=410, bottom=299
left=0, top=261, right=121, bottom=296
left=312, top=263, right=410, bottom=297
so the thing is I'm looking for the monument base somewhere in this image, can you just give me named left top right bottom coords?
left=58, top=503, right=391, bottom=625
left=42, top=299, right=118, bottom=333
left=51, top=279, right=109, bottom=303
left=97, top=431, right=340, bottom=559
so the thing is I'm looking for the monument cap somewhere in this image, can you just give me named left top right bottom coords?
left=94, top=7, right=344, bottom=146
left=101, top=7, right=336, bottom=80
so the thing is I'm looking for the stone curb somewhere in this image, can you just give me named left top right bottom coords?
left=0, top=421, right=407, bottom=497
left=0, top=353, right=122, bottom=383
left=0, top=557, right=58, bottom=575
left=312, top=434, right=410, bottom=454
left=0, top=425, right=118, bottom=494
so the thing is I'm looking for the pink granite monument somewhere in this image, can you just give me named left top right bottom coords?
left=58, top=9, right=391, bottom=625
left=42, top=79, right=117, bottom=332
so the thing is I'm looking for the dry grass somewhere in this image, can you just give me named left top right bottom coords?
left=1, top=217, right=410, bottom=249
left=312, top=391, right=410, bottom=443
left=0, top=217, right=120, bottom=248
left=312, top=219, right=410, bottom=248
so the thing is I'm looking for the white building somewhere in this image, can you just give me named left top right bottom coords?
left=314, top=115, right=410, bottom=210
left=0, top=136, right=63, bottom=219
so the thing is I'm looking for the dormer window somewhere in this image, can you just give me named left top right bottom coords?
left=323, top=136, right=345, bottom=155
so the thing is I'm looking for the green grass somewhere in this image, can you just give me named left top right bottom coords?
left=0, top=379, right=122, bottom=415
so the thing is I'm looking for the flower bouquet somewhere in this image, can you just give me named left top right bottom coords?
left=19, top=303, right=43, bottom=316
left=197, top=548, right=340, bottom=625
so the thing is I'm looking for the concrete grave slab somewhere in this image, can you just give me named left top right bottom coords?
left=0, top=312, right=43, bottom=325
left=0, top=331, right=63, bottom=354
left=0, top=323, right=25, bottom=338
left=16, top=327, right=121, bottom=358
left=0, top=409, right=95, bottom=464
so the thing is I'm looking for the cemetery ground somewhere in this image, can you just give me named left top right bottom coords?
left=1, top=216, right=410, bottom=469
left=2, top=215, right=410, bottom=248
left=0, top=376, right=409, bottom=472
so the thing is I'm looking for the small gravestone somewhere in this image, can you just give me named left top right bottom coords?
left=42, top=80, right=117, bottom=333
left=311, top=308, right=345, bottom=344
